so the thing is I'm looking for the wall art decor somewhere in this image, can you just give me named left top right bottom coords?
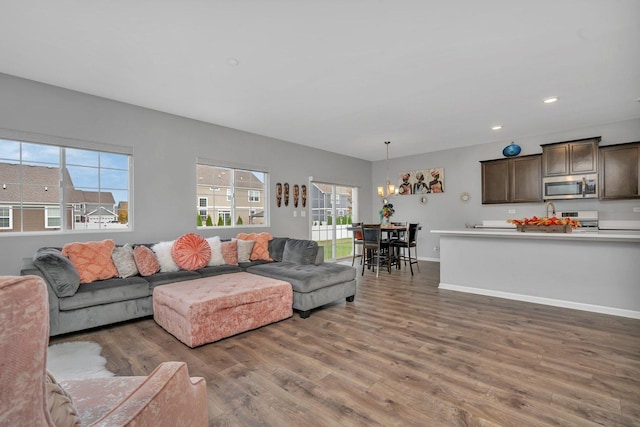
left=276, top=183, right=282, bottom=207
left=284, top=183, right=290, bottom=206
left=301, top=185, right=307, bottom=207
left=397, top=167, right=445, bottom=195
left=293, top=184, right=299, bottom=208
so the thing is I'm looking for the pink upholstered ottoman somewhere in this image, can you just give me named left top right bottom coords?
left=153, top=272, right=293, bottom=347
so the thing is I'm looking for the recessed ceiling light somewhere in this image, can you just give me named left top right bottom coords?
left=227, top=57, right=240, bottom=66
left=491, top=125, right=502, bottom=130
left=543, top=97, right=559, bottom=104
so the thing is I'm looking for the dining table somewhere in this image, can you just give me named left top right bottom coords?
left=347, top=224, right=417, bottom=273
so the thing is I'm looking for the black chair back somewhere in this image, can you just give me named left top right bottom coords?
left=407, top=223, right=419, bottom=243
left=362, top=224, right=383, bottom=246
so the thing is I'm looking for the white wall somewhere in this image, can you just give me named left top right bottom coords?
left=372, top=118, right=640, bottom=260
left=0, top=74, right=372, bottom=275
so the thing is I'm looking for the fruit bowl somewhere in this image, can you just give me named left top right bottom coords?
left=508, top=216, right=580, bottom=233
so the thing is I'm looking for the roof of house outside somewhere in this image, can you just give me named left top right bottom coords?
left=0, top=162, right=115, bottom=205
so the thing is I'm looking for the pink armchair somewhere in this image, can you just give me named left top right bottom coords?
left=0, top=275, right=208, bottom=426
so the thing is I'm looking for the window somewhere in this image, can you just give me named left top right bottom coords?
left=0, top=136, right=131, bottom=234
left=45, top=207, right=61, bottom=228
left=248, top=190, right=260, bottom=202
left=198, top=197, right=208, bottom=223
left=196, top=161, right=268, bottom=227
left=0, top=206, right=11, bottom=229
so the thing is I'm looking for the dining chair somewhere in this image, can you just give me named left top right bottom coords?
left=389, top=221, right=407, bottom=243
left=351, top=222, right=364, bottom=266
left=362, top=224, right=391, bottom=277
left=390, top=223, right=420, bottom=275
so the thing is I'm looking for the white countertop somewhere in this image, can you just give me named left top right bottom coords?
left=431, top=228, right=640, bottom=242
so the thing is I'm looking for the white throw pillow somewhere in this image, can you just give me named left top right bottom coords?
left=153, top=241, right=179, bottom=272
left=206, top=236, right=225, bottom=266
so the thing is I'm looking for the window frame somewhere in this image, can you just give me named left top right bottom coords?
left=196, top=158, right=269, bottom=228
left=0, top=130, right=133, bottom=235
left=248, top=190, right=260, bottom=202
left=0, top=206, right=12, bottom=230
left=44, top=206, right=61, bottom=229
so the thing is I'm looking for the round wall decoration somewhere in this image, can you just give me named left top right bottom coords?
left=460, top=192, right=470, bottom=202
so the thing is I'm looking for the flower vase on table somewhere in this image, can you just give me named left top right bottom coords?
left=379, top=203, right=395, bottom=226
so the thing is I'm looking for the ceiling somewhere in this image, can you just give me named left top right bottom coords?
left=2, top=1, right=639, bottom=161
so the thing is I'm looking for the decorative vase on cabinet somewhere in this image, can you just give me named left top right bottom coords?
left=502, top=142, right=521, bottom=157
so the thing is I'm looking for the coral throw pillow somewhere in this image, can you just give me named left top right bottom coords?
left=172, top=233, right=211, bottom=270
left=236, top=232, right=273, bottom=261
left=61, top=240, right=118, bottom=284
left=133, top=245, right=160, bottom=276
left=221, top=240, right=238, bottom=266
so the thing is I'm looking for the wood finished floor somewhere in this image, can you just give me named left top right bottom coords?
left=50, top=261, right=640, bottom=426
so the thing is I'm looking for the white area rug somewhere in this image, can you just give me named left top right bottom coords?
left=47, top=341, right=114, bottom=381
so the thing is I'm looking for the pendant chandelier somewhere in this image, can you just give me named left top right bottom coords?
left=377, top=141, right=397, bottom=202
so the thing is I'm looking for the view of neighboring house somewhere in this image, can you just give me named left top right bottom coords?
left=311, top=183, right=352, bottom=224
left=196, top=165, right=265, bottom=226
left=0, top=162, right=117, bottom=232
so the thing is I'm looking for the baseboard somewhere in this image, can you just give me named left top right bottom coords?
left=438, top=283, right=640, bottom=320
left=419, top=256, right=440, bottom=262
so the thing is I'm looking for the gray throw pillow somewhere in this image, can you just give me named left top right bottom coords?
left=268, top=237, right=289, bottom=262
left=282, top=239, right=318, bottom=265
left=112, top=243, right=139, bottom=278
left=33, top=247, right=81, bottom=297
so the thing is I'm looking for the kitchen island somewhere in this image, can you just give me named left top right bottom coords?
left=431, top=229, right=640, bottom=319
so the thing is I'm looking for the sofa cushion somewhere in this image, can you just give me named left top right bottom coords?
left=247, top=262, right=356, bottom=293
left=205, top=236, right=225, bottom=266
left=282, top=239, right=318, bottom=265
left=112, top=243, right=139, bottom=278
left=268, top=237, right=289, bottom=262
left=58, top=276, right=151, bottom=311
left=153, top=241, right=180, bottom=272
left=144, top=270, right=202, bottom=290
left=236, top=232, right=272, bottom=261
left=33, top=247, right=81, bottom=297
left=221, top=240, right=238, bottom=266
left=234, top=239, right=255, bottom=263
left=172, top=233, right=211, bottom=270
left=196, top=264, right=243, bottom=277
left=61, top=240, right=119, bottom=284
left=133, top=245, right=160, bottom=276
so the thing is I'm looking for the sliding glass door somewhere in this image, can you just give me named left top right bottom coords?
left=310, top=181, right=358, bottom=262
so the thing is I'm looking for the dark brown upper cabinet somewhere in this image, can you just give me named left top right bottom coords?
left=599, top=142, right=640, bottom=200
left=481, top=154, right=542, bottom=204
left=541, top=137, right=600, bottom=176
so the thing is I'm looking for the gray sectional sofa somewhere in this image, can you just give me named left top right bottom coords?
left=21, top=237, right=357, bottom=336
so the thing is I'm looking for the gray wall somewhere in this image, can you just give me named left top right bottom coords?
left=2, top=72, right=638, bottom=274
left=0, top=73, right=372, bottom=275
left=372, top=118, right=640, bottom=260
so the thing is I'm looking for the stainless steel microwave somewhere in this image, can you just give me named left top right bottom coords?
left=543, top=174, right=598, bottom=200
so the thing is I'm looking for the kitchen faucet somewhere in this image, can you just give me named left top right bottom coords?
left=545, top=201, right=556, bottom=217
